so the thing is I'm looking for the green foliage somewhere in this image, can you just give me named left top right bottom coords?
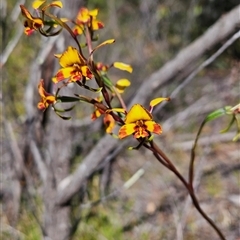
left=204, top=173, right=223, bottom=197
left=73, top=207, right=123, bottom=240
left=4, top=36, right=40, bottom=119
left=17, top=210, right=42, bottom=240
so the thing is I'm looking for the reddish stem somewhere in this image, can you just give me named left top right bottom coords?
left=148, top=140, right=225, bottom=240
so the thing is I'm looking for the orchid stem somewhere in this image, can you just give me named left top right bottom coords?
left=85, top=27, right=93, bottom=60
left=112, top=86, right=128, bottom=112
left=149, top=140, right=225, bottom=240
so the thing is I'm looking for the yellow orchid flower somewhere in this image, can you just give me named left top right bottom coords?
left=91, top=97, right=116, bottom=134
left=73, top=7, right=104, bottom=35
left=119, top=104, right=162, bottom=139
left=38, top=79, right=56, bottom=110
left=52, top=46, right=93, bottom=83
left=20, top=5, right=44, bottom=35
left=118, top=98, right=170, bottom=139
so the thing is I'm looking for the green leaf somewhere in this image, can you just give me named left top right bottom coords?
left=220, top=115, right=235, bottom=133
left=101, top=75, right=114, bottom=90
left=233, top=132, right=240, bottom=142
left=90, top=39, right=115, bottom=56
left=205, top=108, right=228, bottom=122
left=57, top=96, right=81, bottom=102
left=82, top=85, right=102, bottom=92
left=53, top=104, right=75, bottom=112
left=73, top=94, right=93, bottom=104
left=189, top=105, right=236, bottom=186
left=148, top=135, right=154, bottom=141
left=76, top=81, right=102, bottom=92
left=55, top=112, right=71, bottom=120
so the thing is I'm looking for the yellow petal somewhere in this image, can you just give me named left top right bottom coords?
left=54, top=53, right=62, bottom=58
left=133, top=127, right=149, bottom=139
left=73, top=25, right=84, bottom=35
left=32, top=18, right=44, bottom=29
left=116, top=79, right=131, bottom=87
left=38, top=102, right=46, bottom=110
left=119, top=123, right=136, bottom=139
left=104, top=114, right=115, bottom=134
left=46, top=95, right=56, bottom=103
left=52, top=67, right=76, bottom=82
left=38, top=79, right=46, bottom=97
left=150, top=97, right=170, bottom=107
left=115, top=79, right=131, bottom=93
left=59, top=46, right=82, bottom=67
left=20, top=5, right=34, bottom=20
left=90, top=39, right=115, bottom=56
left=145, top=121, right=162, bottom=135
left=24, top=27, right=34, bottom=35
left=50, top=1, right=63, bottom=8
left=81, top=66, right=92, bottom=79
left=125, top=104, right=152, bottom=124
left=113, top=62, right=133, bottom=73
left=89, top=9, right=99, bottom=17
left=32, top=0, right=46, bottom=9
left=91, top=19, right=104, bottom=30
left=91, top=108, right=104, bottom=120
left=76, top=8, right=90, bottom=23
left=106, top=108, right=126, bottom=114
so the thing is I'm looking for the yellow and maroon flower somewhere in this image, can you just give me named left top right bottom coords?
left=118, top=98, right=170, bottom=139
left=73, top=8, right=104, bottom=35
left=38, top=79, right=56, bottom=110
left=91, top=106, right=105, bottom=120
left=103, top=114, right=115, bottom=134
left=20, top=5, right=44, bottom=35
left=52, top=46, right=93, bottom=83
left=91, top=96, right=105, bottom=120
left=91, top=97, right=116, bottom=134
left=96, top=62, right=109, bottom=72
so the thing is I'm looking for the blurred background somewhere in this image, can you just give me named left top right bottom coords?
left=1, top=0, right=240, bottom=239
